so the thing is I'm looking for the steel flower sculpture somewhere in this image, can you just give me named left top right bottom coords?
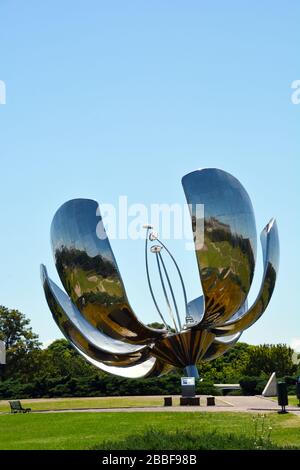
left=41, top=168, right=279, bottom=378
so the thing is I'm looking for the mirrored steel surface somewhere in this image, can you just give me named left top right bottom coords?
left=211, top=218, right=279, bottom=336
left=73, top=344, right=173, bottom=378
left=222, top=299, right=248, bottom=324
left=41, top=169, right=279, bottom=378
left=187, top=296, right=205, bottom=324
left=187, top=296, right=248, bottom=331
left=41, top=265, right=152, bottom=367
left=51, top=199, right=166, bottom=345
left=151, top=329, right=215, bottom=368
left=202, top=333, right=241, bottom=362
left=182, top=168, right=257, bottom=326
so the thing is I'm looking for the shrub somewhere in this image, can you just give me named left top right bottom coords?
left=278, top=376, right=299, bottom=395
left=90, top=427, right=298, bottom=450
left=239, top=376, right=267, bottom=395
left=283, top=375, right=297, bottom=385
left=196, top=380, right=221, bottom=396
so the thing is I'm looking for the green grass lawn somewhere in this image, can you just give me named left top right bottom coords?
left=0, top=411, right=299, bottom=450
left=2, top=396, right=298, bottom=414
left=271, top=396, right=300, bottom=407
left=289, top=396, right=300, bottom=407
left=0, top=396, right=185, bottom=413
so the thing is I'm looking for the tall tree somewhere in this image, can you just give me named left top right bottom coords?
left=0, top=306, right=40, bottom=350
left=243, top=344, right=297, bottom=377
left=0, top=306, right=41, bottom=379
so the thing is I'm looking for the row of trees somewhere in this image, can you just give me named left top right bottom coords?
left=0, top=305, right=299, bottom=399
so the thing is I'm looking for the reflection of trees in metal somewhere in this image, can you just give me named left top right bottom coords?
left=41, top=169, right=279, bottom=378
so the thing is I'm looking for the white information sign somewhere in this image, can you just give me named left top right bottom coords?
left=181, top=377, right=195, bottom=386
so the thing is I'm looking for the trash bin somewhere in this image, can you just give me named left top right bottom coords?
left=277, top=381, right=288, bottom=413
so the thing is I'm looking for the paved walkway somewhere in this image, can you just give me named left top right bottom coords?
left=3, top=396, right=298, bottom=416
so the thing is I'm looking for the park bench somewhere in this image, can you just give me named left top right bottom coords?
left=9, top=400, right=31, bottom=414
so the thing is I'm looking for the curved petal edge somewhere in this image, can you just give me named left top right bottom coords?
left=210, top=218, right=279, bottom=336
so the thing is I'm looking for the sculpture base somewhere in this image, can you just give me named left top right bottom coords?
left=164, top=397, right=172, bottom=407
left=180, top=397, right=200, bottom=406
left=184, top=365, right=199, bottom=379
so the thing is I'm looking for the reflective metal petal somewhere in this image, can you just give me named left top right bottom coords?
left=211, top=218, right=279, bottom=336
left=187, top=296, right=205, bottom=324
left=182, top=168, right=257, bottom=326
left=41, top=169, right=279, bottom=379
left=51, top=199, right=167, bottom=344
left=202, top=333, right=242, bottom=362
left=223, top=299, right=248, bottom=324
left=72, top=345, right=173, bottom=378
left=206, top=299, right=248, bottom=339
left=151, top=329, right=215, bottom=368
left=41, top=265, right=153, bottom=367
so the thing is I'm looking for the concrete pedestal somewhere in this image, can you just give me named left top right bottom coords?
left=180, top=397, right=200, bottom=406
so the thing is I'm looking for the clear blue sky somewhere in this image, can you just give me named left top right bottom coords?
left=0, top=1, right=299, bottom=349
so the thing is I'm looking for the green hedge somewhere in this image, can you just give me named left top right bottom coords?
left=239, top=376, right=267, bottom=395
left=239, top=375, right=299, bottom=396
left=0, top=373, right=220, bottom=399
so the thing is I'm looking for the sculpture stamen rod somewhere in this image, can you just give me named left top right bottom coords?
left=144, top=226, right=187, bottom=333
left=41, top=168, right=279, bottom=379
